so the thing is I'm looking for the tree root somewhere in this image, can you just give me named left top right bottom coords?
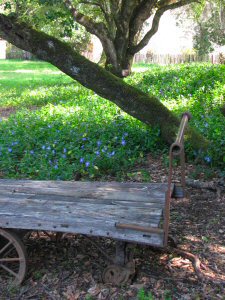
left=166, top=246, right=225, bottom=285
left=186, top=179, right=224, bottom=199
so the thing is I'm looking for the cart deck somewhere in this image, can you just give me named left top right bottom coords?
left=0, top=180, right=172, bottom=247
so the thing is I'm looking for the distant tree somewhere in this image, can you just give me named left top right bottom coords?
left=194, top=0, right=225, bottom=55
left=175, top=0, right=225, bottom=55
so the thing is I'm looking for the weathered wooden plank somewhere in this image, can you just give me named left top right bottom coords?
left=0, top=196, right=163, bottom=213
left=0, top=187, right=166, bottom=202
left=0, top=214, right=164, bottom=246
left=0, top=201, right=162, bottom=227
left=0, top=180, right=169, bottom=191
left=0, top=192, right=165, bottom=209
left=0, top=180, right=169, bottom=202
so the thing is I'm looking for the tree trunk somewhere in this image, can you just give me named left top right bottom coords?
left=0, top=14, right=207, bottom=149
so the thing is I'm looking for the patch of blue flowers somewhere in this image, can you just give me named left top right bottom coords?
left=0, top=101, right=161, bottom=180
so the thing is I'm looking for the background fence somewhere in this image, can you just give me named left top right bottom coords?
left=2, top=42, right=224, bottom=64
left=134, top=53, right=222, bottom=65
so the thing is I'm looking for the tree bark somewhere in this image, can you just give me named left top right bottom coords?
left=0, top=14, right=207, bottom=148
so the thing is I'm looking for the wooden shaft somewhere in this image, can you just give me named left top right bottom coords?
left=115, top=223, right=164, bottom=234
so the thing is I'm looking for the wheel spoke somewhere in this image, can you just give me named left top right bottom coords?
left=0, top=263, right=19, bottom=279
left=0, top=257, right=22, bottom=262
left=0, top=241, right=12, bottom=255
left=2, top=246, right=15, bottom=258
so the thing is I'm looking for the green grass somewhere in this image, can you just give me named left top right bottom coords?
left=0, top=60, right=224, bottom=180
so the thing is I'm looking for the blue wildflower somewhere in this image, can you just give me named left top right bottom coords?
left=97, top=141, right=102, bottom=147
left=121, top=139, right=126, bottom=146
left=11, top=141, right=18, bottom=146
left=11, top=131, right=15, bottom=135
left=63, top=148, right=67, bottom=153
left=42, top=145, right=46, bottom=150
left=54, top=164, right=58, bottom=169
left=47, top=146, right=51, bottom=150
left=8, top=148, right=13, bottom=153
left=82, top=137, right=87, bottom=141
left=85, top=161, right=90, bottom=167
left=30, top=150, right=34, bottom=155
left=81, top=145, right=85, bottom=149
left=204, top=156, right=211, bottom=163
left=80, top=158, right=84, bottom=163
left=52, top=150, right=56, bottom=155
left=61, top=154, right=66, bottom=159
left=95, top=150, right=100, bottom=156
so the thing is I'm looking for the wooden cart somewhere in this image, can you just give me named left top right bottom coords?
left=0, top=113, right=191, bottom=285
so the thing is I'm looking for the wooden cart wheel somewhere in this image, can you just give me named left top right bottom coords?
left=0, top=228, right=27, bottom=285
left=102, top=261, right=136, bottom=285
left=102, top=265, right=127, bottom=285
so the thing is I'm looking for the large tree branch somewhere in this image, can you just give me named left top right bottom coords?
left=130, top=0, right=199, bottom=54
left=79, top=0, right=113, bottom=30
left=0, top=13, right=207, bottom=149
left=114, top=0, right=139, bottom=61
left=129, top=0, right=158, bottom=45
left=63, top=0, right=118, bottom=67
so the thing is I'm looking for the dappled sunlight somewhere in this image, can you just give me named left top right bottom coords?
left=208, top=244, right=225, bottom=254
left=183, top=234, right=202, bottom=243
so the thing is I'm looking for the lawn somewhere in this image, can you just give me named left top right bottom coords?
left=0, top=60, right=224, bottom=180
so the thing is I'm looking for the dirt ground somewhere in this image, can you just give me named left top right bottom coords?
left=0, top=156, right=224, bottom=300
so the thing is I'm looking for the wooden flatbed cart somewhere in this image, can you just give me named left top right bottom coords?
left=0, top=113, right=191, bottom=286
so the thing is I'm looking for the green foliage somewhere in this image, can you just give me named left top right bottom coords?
left=137, top=288, right=172, bottom=300
left=0, top=61, right=224, bottom=181
left=130, top=63, right=225, bottom=168
left=193, top=0, right=225, bottom=54
left=138, top=289, right=154, bottom=300
left=2, top=0, right=91, bottom=52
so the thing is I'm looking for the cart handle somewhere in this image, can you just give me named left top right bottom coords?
left=164, top=112, right=191, bottom=246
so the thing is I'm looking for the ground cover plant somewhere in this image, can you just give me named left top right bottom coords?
left=0, top=60, right=224, bottom=181
left=127, top=63, right=225, bottom=170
